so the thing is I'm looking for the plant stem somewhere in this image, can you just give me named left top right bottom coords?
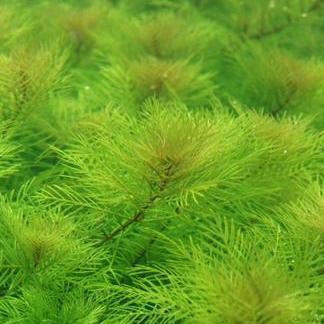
left=130, top=222, right=168, bottom=267
left=130, top=207, right=181, bottom=266
left=100, top=163, right=174, bottom=244
left=101, top=193, right=160, bottom=243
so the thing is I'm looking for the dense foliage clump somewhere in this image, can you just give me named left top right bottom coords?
left=0, top=0, right=323, bottom=323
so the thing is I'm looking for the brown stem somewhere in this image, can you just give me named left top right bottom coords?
left=15, top=68, right=29, bottom=114
left=130, top=207, right=181, bottom=267
left=131, top=222, right=168, bottom=267
left=33, top=244, right=45, bottom=269
left=100, top=163, right=174, bottom=244
left=101, top=193, right=160, bottom=243
left=131, top=234, right=159, bottom=266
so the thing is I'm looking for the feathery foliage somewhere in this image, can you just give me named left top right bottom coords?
left=0, top=0, right=323, bottom=323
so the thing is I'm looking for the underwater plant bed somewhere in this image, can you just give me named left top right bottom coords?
left=0, top=1, right=323, bottom=323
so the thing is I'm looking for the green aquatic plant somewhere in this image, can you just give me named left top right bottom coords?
left=0, top=0, right=323, bottom=323
left=101, top=59, right=215, bottom=110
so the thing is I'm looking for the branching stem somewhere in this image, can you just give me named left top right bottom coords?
left=100, top=163, right=174, bottom=244
left=101, top=193, right=161, bottom=243
left=130, top=221, right=168, bottom=267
